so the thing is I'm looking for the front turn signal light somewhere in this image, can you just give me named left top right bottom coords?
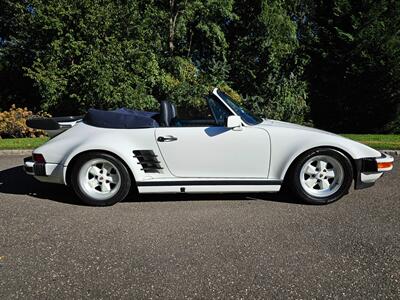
left=377, top=161, right=393, bottom=171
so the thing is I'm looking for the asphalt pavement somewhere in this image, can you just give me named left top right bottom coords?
left=0, top=155, right=399, bottom=299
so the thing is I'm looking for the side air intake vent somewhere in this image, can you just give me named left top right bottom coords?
left=133, top=150, right=163, bottom=173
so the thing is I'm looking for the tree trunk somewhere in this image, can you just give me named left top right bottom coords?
left=168, top=0, right=187, bottom=55
left=169, top=0, right=177, bottom=54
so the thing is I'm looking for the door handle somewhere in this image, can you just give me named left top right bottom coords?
left=157, top=136, right=178, bottom=142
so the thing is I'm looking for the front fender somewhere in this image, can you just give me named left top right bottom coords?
left=266, top=127, right=381, bottom=180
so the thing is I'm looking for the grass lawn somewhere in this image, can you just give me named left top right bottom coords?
left=0, top=135, right=399, bottom=150
left=342, top=134, right=400, bottom=150
left=0, top=137, right=49, bottom=150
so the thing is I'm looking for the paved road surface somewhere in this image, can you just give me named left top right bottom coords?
left=0, top=155, right=399, bottom=299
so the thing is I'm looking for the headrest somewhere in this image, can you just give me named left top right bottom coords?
left=160, top=101, right=176, bottom=127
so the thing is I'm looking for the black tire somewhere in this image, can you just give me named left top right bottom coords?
left=288, top=148, right=353, bottom=205
left=70, top=152, right=132, bottom=206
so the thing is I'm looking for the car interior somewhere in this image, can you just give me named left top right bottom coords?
left=159, top=96, right=232, bottom=128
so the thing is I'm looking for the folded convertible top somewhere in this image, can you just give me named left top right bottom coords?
left=83, top=108, right=159, bottom=129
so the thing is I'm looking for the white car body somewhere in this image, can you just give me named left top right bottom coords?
left=24, top=88, right=393, bottom=196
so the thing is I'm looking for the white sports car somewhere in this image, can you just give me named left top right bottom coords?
left=24, top=88, right=394, bottom=206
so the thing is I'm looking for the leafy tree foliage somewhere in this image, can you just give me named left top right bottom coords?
left=300, top=0, right=400, bottom=132
left=1, top=0, right=162, bottom=114
left=0, top=0, right=399, bottom=132
left=227, top=0, right=309, bottom=124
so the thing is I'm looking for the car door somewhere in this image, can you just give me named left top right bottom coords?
left=155, top=96, right=271, bottom=178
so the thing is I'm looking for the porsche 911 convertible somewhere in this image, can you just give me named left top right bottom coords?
left=24, top=88, right=394, bottom=206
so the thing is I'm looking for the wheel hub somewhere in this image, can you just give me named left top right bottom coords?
left=299, top=155, right=344, bottom=198
left=78, top=158, right=122, bottom=201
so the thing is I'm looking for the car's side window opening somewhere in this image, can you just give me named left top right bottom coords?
left=207, top=96, right=232, bottom=126
left=171, top=96, right=232, bottom=127
left=216, top=91, right=263, bottom=125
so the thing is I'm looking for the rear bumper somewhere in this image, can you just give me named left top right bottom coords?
left=354, top=152, right=394, bottom=189
left=23, top=156, right=65, bottom=184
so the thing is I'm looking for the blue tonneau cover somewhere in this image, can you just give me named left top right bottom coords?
left=83, top=108, right=159, bottom=129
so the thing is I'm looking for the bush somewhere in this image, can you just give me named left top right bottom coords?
left=0, top=105, right=50, bottom=138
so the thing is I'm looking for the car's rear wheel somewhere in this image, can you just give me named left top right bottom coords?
left=289, top=149, right=353, bottom=204
left=71, top=152, right=131, bottom=206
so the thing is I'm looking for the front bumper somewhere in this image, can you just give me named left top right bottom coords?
left=23, top=156, right=65, bottom=184
left=354, top=152, right=394, bottom=189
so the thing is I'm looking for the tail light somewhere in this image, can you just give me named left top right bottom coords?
left=33, top=153, right=46, bottom=163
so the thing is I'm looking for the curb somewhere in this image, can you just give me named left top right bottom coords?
left=0, top=149, right=399, bottom=156
left=381, top=150, right=400, bottom=156
left=0, top=149, right=33, bottom=156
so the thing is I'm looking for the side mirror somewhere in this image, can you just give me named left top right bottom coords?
left=226, top=115, right=242, bottom=130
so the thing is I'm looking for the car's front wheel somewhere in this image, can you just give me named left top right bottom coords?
left=289, top=149, right=353, bottom=204
left=70, top=152, right=131, bottom=206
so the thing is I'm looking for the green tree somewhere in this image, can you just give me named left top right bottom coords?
left=0, top=0, right=239, bottom=115
left=149, top=0, right=236, bottom=111
left=1, top=0, right=399, bottom=131
left=303, top=0, right=400, bottom=132
left=226, top=0, right=309, bottom=124
left=16, top=0, right=161, bottom=114
left=0, top=0, right=41, bottom=111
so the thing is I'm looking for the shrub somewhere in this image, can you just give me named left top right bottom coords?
left=0, top=105, right=50, bottom=138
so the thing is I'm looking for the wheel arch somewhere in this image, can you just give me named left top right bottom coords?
left=65, top=149, right=137, bottom=188
left=282, top=146, right=357, bottom=184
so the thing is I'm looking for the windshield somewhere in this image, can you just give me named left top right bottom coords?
left=217, top=91, right=263, bottom=125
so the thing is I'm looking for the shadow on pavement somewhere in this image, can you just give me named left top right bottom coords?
left=0, top=165, right=303, bottom=206
left=0, top=165, right=79, bottom=205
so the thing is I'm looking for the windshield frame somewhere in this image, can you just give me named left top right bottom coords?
left=215, top=90, right=263, bottom=125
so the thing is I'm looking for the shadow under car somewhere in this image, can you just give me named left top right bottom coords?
left=0, top=165, right=302, bottom=206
